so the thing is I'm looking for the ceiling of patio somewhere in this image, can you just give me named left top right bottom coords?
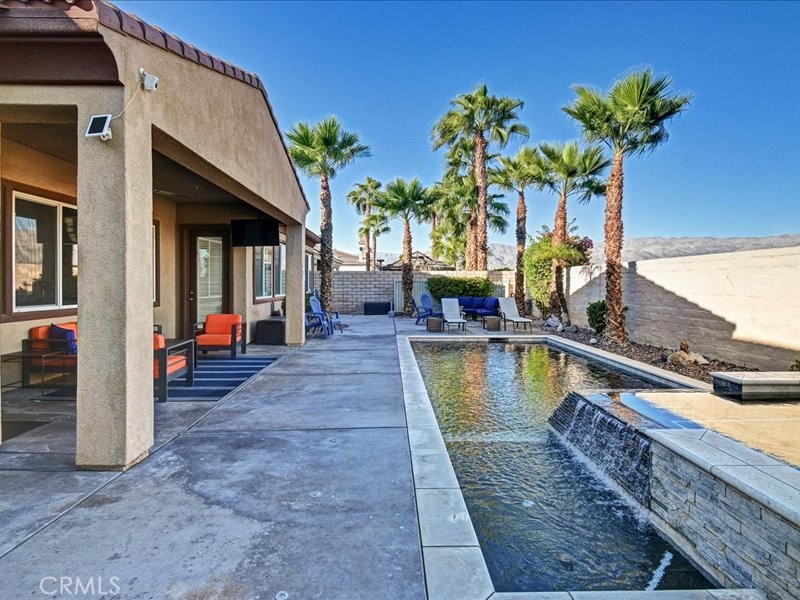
left=1, top=122, right=241, bottom=204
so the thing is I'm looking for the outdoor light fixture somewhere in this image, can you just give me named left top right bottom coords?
left=85, top=68, right=159, bottom=143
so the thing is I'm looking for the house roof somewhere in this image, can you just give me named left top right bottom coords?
left=384, top=251, right=451, bottom=271
left=334, top=249, right=363, bottom=264
left=0, top=0, right=309, bottom=210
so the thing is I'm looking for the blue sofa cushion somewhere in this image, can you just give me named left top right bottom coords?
left=50, top=323, right=78, bottom=355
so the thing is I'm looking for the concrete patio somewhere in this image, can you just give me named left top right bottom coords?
left=0, top=315, right=425, bottom=600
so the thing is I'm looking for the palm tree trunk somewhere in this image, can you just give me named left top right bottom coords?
left=551, top=190, right=571, bottom=324
left=604, top=150, right=627, bottom=343
left=364, top=204, right=372, bottom=271
left=465, top=211, right=478, bottom=271
left=474, top=134, right=489, bottom=270
left=371, top=232, right=378, bottom=270
left=319, top=174, right=334, bottom=311
left=402, top=218, right=414, bottom=315
left=514, top=190, right=527, bottom=315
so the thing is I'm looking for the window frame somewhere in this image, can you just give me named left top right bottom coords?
left=152, top=221, right=160, bottom=307
left=253, top=244, right=289, bottom=303
left=10, top=189, right=78, bottom=314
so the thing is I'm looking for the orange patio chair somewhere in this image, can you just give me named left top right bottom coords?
left=154, top=333, right=194, bottom=402
left=194, top=314, right=247, bottom=360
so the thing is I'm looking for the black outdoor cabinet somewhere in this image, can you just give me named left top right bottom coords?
left=255, top=318, right=286, bottom=345
left=364, top=301, right=391, bottom=315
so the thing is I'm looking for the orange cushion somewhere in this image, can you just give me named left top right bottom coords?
left=154, top=333, right=166, bottom=350
left=153, top=354, right=187, bottom=379
left=196, top=333, right=233, bottom=347
left=204, top=314, right=242, bottom=337
left=29, top=322, right=78, bottom=352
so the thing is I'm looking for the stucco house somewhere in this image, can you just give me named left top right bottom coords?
left=0, top=0, right=311, bottom=469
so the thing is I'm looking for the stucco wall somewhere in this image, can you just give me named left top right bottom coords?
left=565, top=246, right=800, bottom=370
left=325, top=270, right=516, bottom=314
left=99, top=26, right=307, bottom=225
left=152, top=194, right=177, bottom=337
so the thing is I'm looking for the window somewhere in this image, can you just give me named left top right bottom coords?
left=305, top=253, right=315, bottom=293
left=254, top=245, right=274, bottom=299
left=278, top=243, right=286, bottom=296
left=13, top=192, right=77, bottom=311
left=254, top=244, right=291, bottom=299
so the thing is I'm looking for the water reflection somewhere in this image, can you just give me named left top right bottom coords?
left=412, top=342, right=712, bottom=593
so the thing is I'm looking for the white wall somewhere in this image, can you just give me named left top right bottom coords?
left=566, top=246, right=800, bottom=370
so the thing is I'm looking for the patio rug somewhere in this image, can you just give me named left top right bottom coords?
left=37, top=356, right=278, bottom=402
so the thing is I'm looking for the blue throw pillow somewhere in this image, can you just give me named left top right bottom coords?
left=50, top=324, right=78, bottom=355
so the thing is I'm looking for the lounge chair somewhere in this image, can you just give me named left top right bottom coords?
left=309, top=296, right=343, bottom=335
left=305, top=313, right=327, bottom=338
left=421, top=294, right=443, bottom=318
left=441, top=298, right=467, bottom=332
left=498, top=297, right=534, bottom=332
left=153, top=333, right=194, bottom=402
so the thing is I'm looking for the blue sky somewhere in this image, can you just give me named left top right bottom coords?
left=119, top=0, right=800, bottom=255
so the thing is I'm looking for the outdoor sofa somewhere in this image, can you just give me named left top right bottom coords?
left=457, top=296, right=500, bottom=323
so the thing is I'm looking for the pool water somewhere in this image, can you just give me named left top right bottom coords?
left=412, top=342, right=712, bottom=593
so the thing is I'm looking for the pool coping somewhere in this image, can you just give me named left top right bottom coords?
left=398, top=334, right=766, bottom=600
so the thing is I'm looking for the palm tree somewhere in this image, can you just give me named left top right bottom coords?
left=432, top=84, right=529, bottom=270
left=491, top=146, right=544, bottom=314
left=537, top=141, right=609, bottom=324
left=374, top=178, right=434, bottom=315
left=360, top=210, right=391, bottom=270
left=563, top=69, right=691, bottom=342
left=347, top=177, right=382, bottom=271
left=286, top=117, right=370, bottom=309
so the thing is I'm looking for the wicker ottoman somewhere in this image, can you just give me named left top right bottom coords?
left=484, top=316, right=501, bottom=331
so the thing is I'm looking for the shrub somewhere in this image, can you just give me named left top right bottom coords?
left=425, top=276, right=495, bottom=301
left=587, top=300, right=606, bottom=334
left=281, top=291, right=314, bottom=315
left=790, top=358, right=800, bottom=372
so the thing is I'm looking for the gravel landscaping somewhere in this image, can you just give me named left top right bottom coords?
left=534, top=320, right=753, bottom=384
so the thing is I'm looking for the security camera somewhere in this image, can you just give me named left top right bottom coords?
left=85, top=114, right=112, bottom=141
left=139, top=68, right=159, bottom=92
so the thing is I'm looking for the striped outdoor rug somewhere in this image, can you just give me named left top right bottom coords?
left=164, top=355, right=277, bottom=402
left=37, top=355, right=277, bottom=402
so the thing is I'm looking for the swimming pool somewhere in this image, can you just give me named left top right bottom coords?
left=412, top=341, right=712, bottom=593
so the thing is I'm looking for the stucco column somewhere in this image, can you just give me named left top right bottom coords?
left=231, top=245, right=248, bottom=342
left=75, top=96, right=154, bottom=470
left=285, top=222, right=306, bottom=346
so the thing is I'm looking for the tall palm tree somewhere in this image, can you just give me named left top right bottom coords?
left=347, top=177, right=382, bottom=271
left=374, top=178, right=434, bottom=315
left=431, top=174, right=509, bottom=270
left=360, top=210, right=391, bottom=270
left=432, top=84, right=529, bottom=270
left=537, top=141, right=609, bottom=324
left=491, top=146, right=544, bottom=314
left=563, top=69, right=691, bottom=342
left=286, top=116, right=370, bottom=309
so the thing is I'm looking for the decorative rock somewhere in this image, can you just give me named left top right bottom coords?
left=589, top=338, right=598, bottom=345
left=667, top=350, right=694, bottom=366
left=691, top=352, right=710, bottom=366
left=680, top=340, right=690, bottom=353
left=565, top=325, right=578, bottom=333
left=545, top=316, right=561, bottom=328
left=660, top=350, right=671, bottom=363
left=557, top=324, right=565, bottom=333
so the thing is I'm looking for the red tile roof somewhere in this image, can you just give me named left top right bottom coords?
left=0, top=0, right=309, bottom=210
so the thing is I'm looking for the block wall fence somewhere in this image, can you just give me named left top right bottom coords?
left=315, top=270, right=516, bottom=315
left=565, top=246, right=800, bottom=370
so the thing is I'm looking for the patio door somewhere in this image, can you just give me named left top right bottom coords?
left=182, top=228, right=230, bottom=337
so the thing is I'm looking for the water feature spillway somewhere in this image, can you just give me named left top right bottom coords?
left=549, top=391, right=656, bottom=508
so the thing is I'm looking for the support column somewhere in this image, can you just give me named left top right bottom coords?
left=75, top=97, right=154, bottom=470
left=284, top=221, right=306, bottom=346
left=231, top=245, right=248, bottom=341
